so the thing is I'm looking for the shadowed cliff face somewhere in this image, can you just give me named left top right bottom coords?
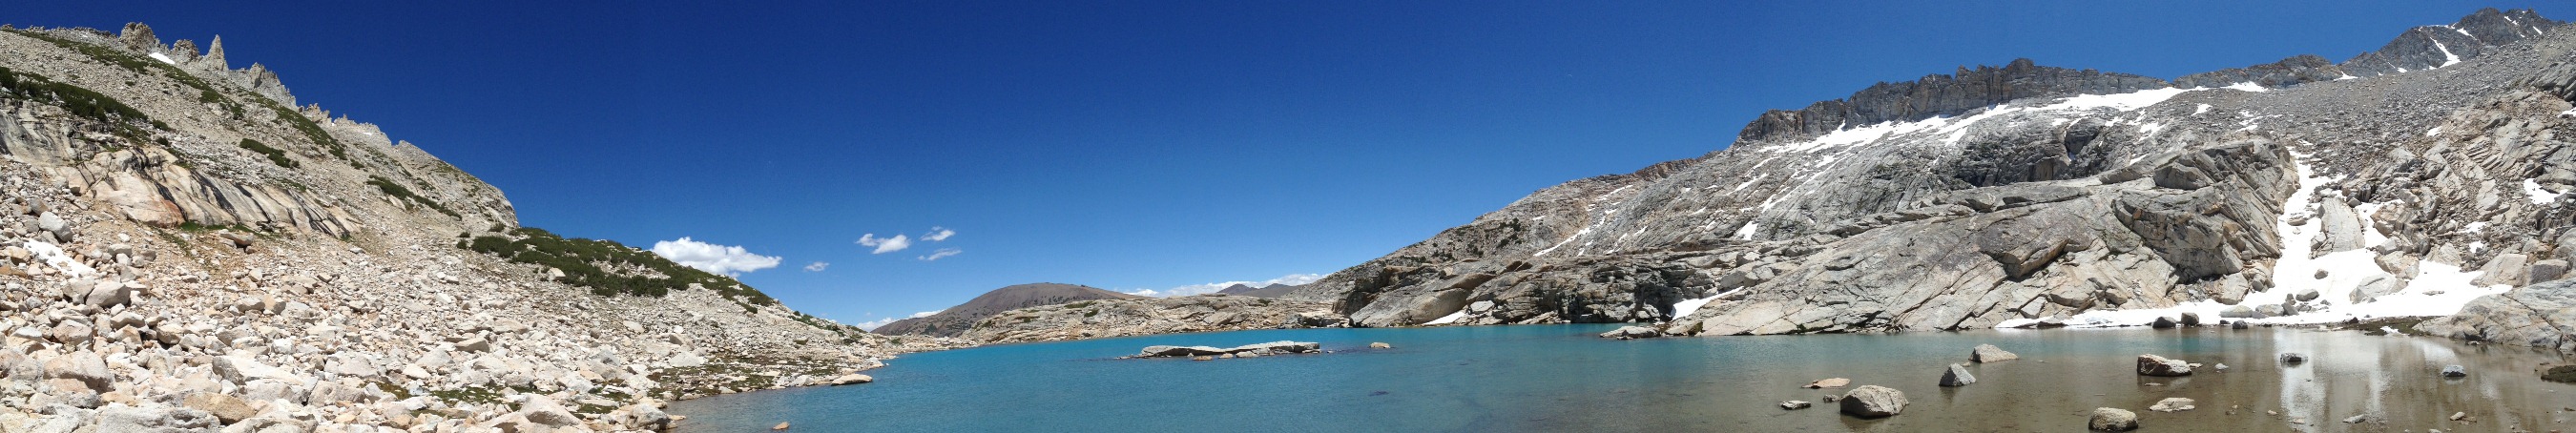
left=1280, top=9, right=2576, bottom=339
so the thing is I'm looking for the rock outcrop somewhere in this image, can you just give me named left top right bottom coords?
left=2419, top=279, right=2576, bottom=351
left=1274, top=8, right=2576, bottom=340
left=0, top=23, right=975, bottom=430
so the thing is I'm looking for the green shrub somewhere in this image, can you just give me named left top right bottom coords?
left=0, top=66, right=150, bottom=128
left=365, top=175, right=459, bottom=217
left=238, top=138, right=298, bottom=168
left=461, top=228, right=779, bottom=304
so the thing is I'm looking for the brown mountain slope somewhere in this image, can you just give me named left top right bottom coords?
left=873, top=282, right=1142, bottom=337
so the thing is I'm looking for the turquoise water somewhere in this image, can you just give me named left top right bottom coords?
left=672, top=324, right=2576, bottom=432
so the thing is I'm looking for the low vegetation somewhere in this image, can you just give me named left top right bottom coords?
left=237, top=138, right=297, bottom=168
left=365, top=175, right=460, bottom=217
left=0, top=66, right=152, bottom=134
left=462, top=226, right=778, bottom=304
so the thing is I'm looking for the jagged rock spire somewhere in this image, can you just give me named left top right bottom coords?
left=116, top=22, right=158, bottom=52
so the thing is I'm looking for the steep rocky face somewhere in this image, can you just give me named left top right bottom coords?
left=1287, top=9, right=2576, bottom=337
left=872, top=282, right=1141, bottom=338
left=2342, top=9, right=2560, bottom=77
left=1735, top=58, right=2171, bottom=143
left=0, top=23, right=959, bottom=430
left=960, top=295, right=1340, bottom=344
left=2171, top=54, right=2349, bottom=89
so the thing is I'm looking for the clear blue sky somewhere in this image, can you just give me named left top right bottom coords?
left=13, top=1, right=2551, bottom=326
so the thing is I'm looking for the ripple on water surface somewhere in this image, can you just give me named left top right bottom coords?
left=672, top=324, right=2576, bottom=432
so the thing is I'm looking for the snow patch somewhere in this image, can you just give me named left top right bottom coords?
left=1423, top=309, right=1470, bottom=325
left=2425, top=126, right=2443, bottom=136
left=2527, top=178, right=2565, bottom=204
left=2193, top=104, right=2212, bottom=115
left=2431, top=36, right=2462, bottom=68
left=1728, top=175, right=1767, bottom=194
left=22, top=241, right=92, bottom=277
left=1671, top=289, right=1742, bottom=318
left=2221, top=82, right=2269, bottom=93
left=2037, top=87, right=2192, bottom=112
left=146, top=52, right=176, bottom=65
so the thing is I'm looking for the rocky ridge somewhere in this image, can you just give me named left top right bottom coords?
left=869, top=283, right=1139, bottom=338
left=0, top=22, right=967, bottom=431
left=1267, top=8, right=2576, bottom=348
left=960, top=295, right=1341, bottom=344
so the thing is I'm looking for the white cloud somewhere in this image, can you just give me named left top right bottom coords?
left=1125, top=273, right=1323, bottom=298
left=857, top=234, right=911, bottom=254
left=649, top=237, right=780, bottom=276
left=854, top=310, right=943, bottom=331
left=802, top=261, right=829, bottom=272
left=918, top=248, right=962, bottom=261
left=923, top=227, right=955, bottom=242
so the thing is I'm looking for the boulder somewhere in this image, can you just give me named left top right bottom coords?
left=182, top=391, right=257, bottom=423
left=830, top=374, right=873, bottom=385
left=1939, top=363, right=1976, bottom=386
left=1599, top=326, right=1661, bottom=340
left=1837, top=385, right=1906, bottom=418
left=517, top=395, right=582, bottom=427
left=2534, top=258, right=2570, bottom=283
left=2149, top=397, right=2196, bottom=412
left=2278, top=353, right=2307, bottom=363
left=94, top=403, right=219, bottom=432
left=2471, top=254, right=2531, bottom=287
left=42, top=351, right=113, bottom=392
left=2178, top=312, right=2201, bottom=326
left=1137, top=345, right=1228, bottom=358
left=2418, top=279, right=2576, bottom=352
left=2542, top=364, right=2576, bottom=382
left=2441, top=365, right=2466, bottom=378
left=1970, top=344, right=2019, bottom=362
left=82, top=281, right=136, bottom=308
left=213, top=355, right=296, bottom=384
left=2219, top=305, right=2257, bottom=319
left=2150, top=317, right=2177, bottom=329
left=668, top=351, right=707, bottom=367
left=1226, top=340, right=1320, bottom=356
left=1368, top=342, right=1393, bottom=349
left=1803, top=378, right=1851, bottom=389
left=2088, top=407, right=2139, bottom=431
left=2136, top=354, right=2192, bottom=376
left=2231, top=320, right=2249, bottom=330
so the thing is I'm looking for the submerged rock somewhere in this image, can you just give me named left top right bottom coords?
left=1599, top=326, right=1661, bottom=340
left=1804, top=378, right=1851, bottom=389
left=1838, top=385, right=1907, bottom=419
left=1940, top=363, right=1977, bottom=386
left=2542, top=364, right=2576, bottom=382
left=2149, top=398, right=2196, bottom=412
left=2088, top=407, right=2139, bottom=431
left=2279, top=353, right=2308, bottom=363
left=1132, top=341, right=1320, bottom=359
left=1970, top=344, right=2019, bottom=362
left=2441, top=365, right=2467, bottom=378
left=2136, top=354, right=2193, bottom=377
left=1779, top=401, right=1812, bottom=410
